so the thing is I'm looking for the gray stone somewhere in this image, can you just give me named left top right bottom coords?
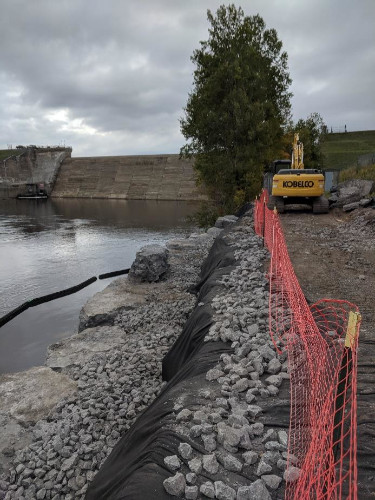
left=217, top=452, right=242, bottom=472
left=265, top=441, right=285, bottom=451
left=185, top=485, right=198, bottom=499
left=190, top=425, right=202, bottom=438
left=193, top=410, right=207, bottom=423
left=163, top=472, right=186, bottom=497
left=214, top=481, right=236, bottom=500
left=251, top=358, right=264, bottom=375
left=238, top=480, right=272, bottom=500
left=343, top=201, right=360, bottom=212
left=245, top=391, right=256, bottom=404
left=178, top=442, right=193, bottom=460
left=265, top=375, right=282, bottom=387
left=334, top=179, right=374, bottom=207
left=277, top=458, right=288, bottom=471
left=359, top=197, right=373, bottom=207
left=278, top=430, right=288, bottom=447
left=188, top=457, right=202, bottom=474
left=215, top=215, right=238, bottom=228
left=129, top=244, right=169, bottom=282
left=186, top=473, right=197, bottom=485
left=61, top=453, right=78, bottom=472
left=202, top=453, right=219, bottom=474
left=267, top=385, right=279, bottom=396
left=247, top=405, right=262, bottom=418
left=217, top=423, right=241, bottom=447
left=176, top=409, right=192, bottom=422
left=261, top=474, right=282, bottom=490
left=164, top=455, right=181, bottom=471
left=247, top=324, right=259, bottom=336
left=202, top=434, right=217, bottom=452
left=266, top=358, right=281, bottom=374
left=256, top=459, right=273, bottom=476
left=242, top=450, right=258, bottom=465
left=36, top=489, right=46, bottom=500
left=248, top=422, right=264, bottom=436
left=0, top=367, right=77, bottom=425
left=207, top=227, right=224, bottom=238
left=206, top=368, right=225, bottom=381
left=200, top=481, right=215, bottom=498
left=233, top=378, right=249, bottom=392
left=283, top=466, right=301, bottom=483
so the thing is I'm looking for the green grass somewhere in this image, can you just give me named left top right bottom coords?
left=339, top=163, right=375, bottom=183
left=321, top=130, right=375, bottom=170
left=0, top=149, right=24, bottom=161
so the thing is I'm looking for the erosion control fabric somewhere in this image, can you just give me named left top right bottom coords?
left=86, top=217, right=290, bottom=499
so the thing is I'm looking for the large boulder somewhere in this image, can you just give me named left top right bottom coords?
left=128, top=244, right=169, bottom=283
left=333, top=179, right=374, bottom=207
left=0, top=367, right=77, bottom=474
left=214, top=215, right=238, bottom=228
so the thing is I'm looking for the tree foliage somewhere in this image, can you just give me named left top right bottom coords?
left=294, top=112, right=327, bottom=168
left=180, top=4, right=292, bottom=212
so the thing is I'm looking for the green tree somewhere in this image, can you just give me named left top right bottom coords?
left=180, top=4, right=292, bottom=213
left=294, top=112, right=327, bottom=168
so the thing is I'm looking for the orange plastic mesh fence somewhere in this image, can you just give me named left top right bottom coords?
left=254, top=191, right=360, bottom=500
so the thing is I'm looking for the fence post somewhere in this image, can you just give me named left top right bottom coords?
left=332, top=311, right=361, bottom=461
left=262, top=198, right=266, bottom=247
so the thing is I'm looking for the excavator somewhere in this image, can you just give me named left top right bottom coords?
left=265, top=133, right=329, bottom=214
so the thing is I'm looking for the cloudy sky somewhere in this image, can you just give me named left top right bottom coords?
left=0, top=0, right=374, bottom=156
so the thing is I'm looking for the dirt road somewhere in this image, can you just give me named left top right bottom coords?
left=280, top=207, right=375, bottom=499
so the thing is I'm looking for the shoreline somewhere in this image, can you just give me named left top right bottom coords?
left=1, top=210, right=292, bottom=499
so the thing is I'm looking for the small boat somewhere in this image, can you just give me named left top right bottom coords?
left=17, top=183, right=48, bottom=200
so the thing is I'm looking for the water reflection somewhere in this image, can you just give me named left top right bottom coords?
left=0, top=198, right=199, bottom=373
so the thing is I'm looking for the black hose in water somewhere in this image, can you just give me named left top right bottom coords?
left=98, top=268, right=130, bottom=280
left=0, top=276, right=97, bottom=328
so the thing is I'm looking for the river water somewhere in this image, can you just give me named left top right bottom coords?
left=0, top=199, right=199, bottom=374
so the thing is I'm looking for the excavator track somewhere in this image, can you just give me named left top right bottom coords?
left=312, top=195, right=329, bottom=214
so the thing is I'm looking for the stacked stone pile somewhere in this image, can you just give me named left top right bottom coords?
left=159, top=213, right=295, bottom=499
left=1, top=210, right=296, bottom=500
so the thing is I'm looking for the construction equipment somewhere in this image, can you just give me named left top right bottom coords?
left=265, top=133, right=329, bottom=214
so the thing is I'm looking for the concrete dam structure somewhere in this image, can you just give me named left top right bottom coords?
left=0, top=146, right=71, bottom=199
left=52, top=154, right=206, bottom=201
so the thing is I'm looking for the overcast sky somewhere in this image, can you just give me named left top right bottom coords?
left=1, top=0, right=374, bottom=156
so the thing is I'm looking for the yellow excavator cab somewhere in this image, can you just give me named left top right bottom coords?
left=265, top=134, right=329, bottom=214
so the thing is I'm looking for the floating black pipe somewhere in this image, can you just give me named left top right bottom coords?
left=98, top=268, right=130, bottom=280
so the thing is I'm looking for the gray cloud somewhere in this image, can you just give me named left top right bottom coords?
left=0, top=0, right=374, bottom=155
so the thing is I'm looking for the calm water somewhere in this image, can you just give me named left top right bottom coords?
left=0, top=199, right=199, bottom=373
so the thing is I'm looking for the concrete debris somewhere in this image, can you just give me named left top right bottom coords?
left=128, top=244, right=169, bottom=283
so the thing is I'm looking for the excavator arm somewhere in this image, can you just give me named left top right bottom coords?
left=292, top=133, right=304, bottom=169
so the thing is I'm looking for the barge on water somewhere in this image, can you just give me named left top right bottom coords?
left=17, top=183, right=48, bottom=200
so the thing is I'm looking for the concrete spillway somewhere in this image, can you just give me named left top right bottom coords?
left=52, top=154, right=206, bottom=201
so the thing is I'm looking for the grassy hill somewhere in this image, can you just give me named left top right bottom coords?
left=322, top=130, right=375, bottom=170
left=0, top=149, right=24, bottom=161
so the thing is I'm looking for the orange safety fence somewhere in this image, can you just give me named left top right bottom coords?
left=254, top=190, right=360, bottom=500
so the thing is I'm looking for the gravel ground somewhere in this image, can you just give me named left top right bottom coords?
left=1, top=210, right=295, bottom=500
left=0, top=230, right=217, bottom=499
left=3, top=204, right=371, bottom=499
left=281, top=206, right=375, bottom=499
left=159, top=212, right=291, bottom=500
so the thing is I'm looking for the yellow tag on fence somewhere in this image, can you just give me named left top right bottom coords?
left=345, top=311, right=361, bottom=348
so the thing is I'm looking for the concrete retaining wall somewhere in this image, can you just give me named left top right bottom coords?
left=51, top=154, right=206, bottom=201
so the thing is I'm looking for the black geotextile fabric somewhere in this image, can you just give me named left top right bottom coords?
left=162, top=236, right=237, bottom=381
left=85, top=339, right=233, bottom=499
left=86, top=233, right=238, bottom=499
left=86, top=220, right=290, bottom=499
